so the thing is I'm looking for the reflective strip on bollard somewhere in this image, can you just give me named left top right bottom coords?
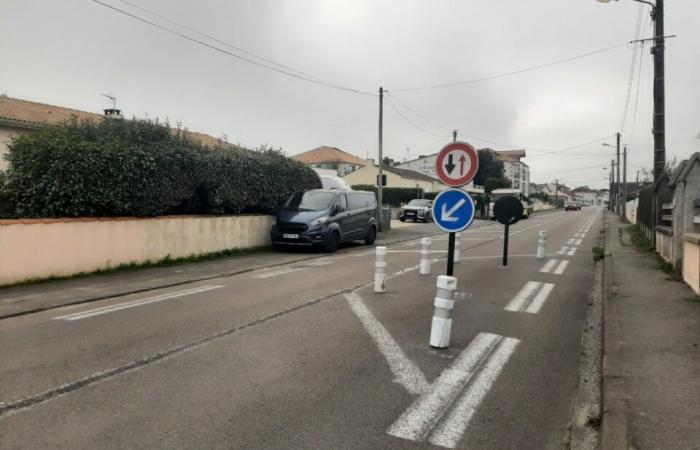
left=374, top=246, right=387, bottom=293
left=420, top=237, right=431, bottom=275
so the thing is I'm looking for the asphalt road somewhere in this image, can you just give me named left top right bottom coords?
left=0, top=208, right=601, bottom=449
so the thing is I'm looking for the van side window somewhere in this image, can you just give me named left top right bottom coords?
left=364, top=193, right=377, bottom=208
left=336, top=194, right=348, bottom=212
left=348, top=193, right=365, bottom=210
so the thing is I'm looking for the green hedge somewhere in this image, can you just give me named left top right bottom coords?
left=0, top=118, right=320, bottom=218
left=351, top=185, right=424, bottom=206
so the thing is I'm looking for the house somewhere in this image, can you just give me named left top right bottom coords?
left=291, top=146, right=368, bottom=177
left=541, top=183, right=574, bottom=203
left=341, top=165, right=450, bottom=193
left=571, top=186, right=598, bottom=205
left=0, top=95, right=232, bottom=171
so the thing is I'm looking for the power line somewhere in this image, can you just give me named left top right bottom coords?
left=536, top=164, right=607, bottom=174
left=89, top=0, right=375, bottom=97
left=627, top=14, right=650, bottom=154
left=390, top=42, right=630, bottom=92
left=114, top=0, right=327, bottom=83
left=527, top=136, right=617, bottom=158
left=619, top=5, right=645, bottom=133
left=383, top=96, right=449, bottom=138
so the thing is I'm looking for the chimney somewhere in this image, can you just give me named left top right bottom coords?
left=103, top=108, right=123, bottom=119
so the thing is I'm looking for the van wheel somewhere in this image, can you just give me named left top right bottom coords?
left=364, top=226, right=377, bottom=245
left=325, top=231, right=340, bottom=253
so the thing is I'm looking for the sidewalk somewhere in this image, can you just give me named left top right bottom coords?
left=0, top=220, right=491, bottom=319
left=601, top=211, right=700, bottom=449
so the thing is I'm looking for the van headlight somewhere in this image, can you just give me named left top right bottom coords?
left=310, top=216, right=328, bottom=228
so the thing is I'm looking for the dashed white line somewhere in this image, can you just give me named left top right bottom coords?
left=553, top=260, right=570, bottom=275
left=567, top=247, right=578, bottom=256
left=345, top=293, right=429, bottom=395
left=54, top=285, right=224, bottom=321
left=567, top=238, right=576, bottom=245
left=539, top=259, right=558, bottom=273
left=524, top=283, right=555, bottom=313
left=505, top=282, right=555, bottom=314
left=557, top=246, right=569, bottom=255
left=256, top=267, right=302, bottom=278
left=574, top=239, right=583, bottom=246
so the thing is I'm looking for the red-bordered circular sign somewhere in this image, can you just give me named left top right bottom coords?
left=435, top=141, right=479, bottom=187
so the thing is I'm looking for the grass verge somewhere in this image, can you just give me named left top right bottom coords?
left=0, top=246, right=271, bottom=289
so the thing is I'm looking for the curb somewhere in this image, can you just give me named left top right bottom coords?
left=600, top=211, right=630, bottom=450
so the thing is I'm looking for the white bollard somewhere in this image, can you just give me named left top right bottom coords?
left=419, top=237, right=432, bottom=275
left=374, top=246, right=387, bottom=293
left=430, top=275, right=457, bottom=348
left=453, top=232, right=461, bottom=263
left=537, top=230, right=547, bottom=259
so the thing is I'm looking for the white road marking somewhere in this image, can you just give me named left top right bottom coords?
left=387, top=333, right=514, bottom=444
left=574, top=239, right=583, bottom=246
left=524, top=283, right=555, bottom=313
left=256, top=267, right=302, bottom=278
left=504, top=281, right=541, bottom=312
left=539, top=259, right=558, bottom=273
left=505, top=282, right=555, bottom=314
left=306, top=259, right=332, bottom=266
left=553, top=260, right=570, bottom=275
left=345, top=293, right=429, bottom=395
left=567, top=238, right=576, bottom=245
left=557, top=246, right=569, bottom=255
left=567, top=247, right=578, bottom=256
left=427, top=337, right=520, bottom=448
left=54, top=285, right=224, bottom=321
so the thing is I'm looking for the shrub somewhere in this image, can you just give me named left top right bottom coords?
left=2, top=118, right=320, bottom=218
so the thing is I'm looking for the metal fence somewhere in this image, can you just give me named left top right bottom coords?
left=636, top=184, right=656, bottom=242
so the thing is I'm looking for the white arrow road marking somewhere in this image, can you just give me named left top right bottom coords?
left=441, top=199, right=466, bottom=222
left=428, top=337, right=520, bottom=448
left=539, top=259, right=558, bottom=273
left=387, top=333, right=519, bottom=447
left=345, top=293, right=429, bottom=395
left=54, top=285, right=224, bottom=321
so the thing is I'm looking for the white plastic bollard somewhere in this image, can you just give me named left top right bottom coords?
left=419, top=237, right=432, bottom=275
left=430, top=275, right=457, bottom=348
left=374, top=246, right=387, bottom=293
left=453, top=232, right=461, bottom=263
left=537, top=230, right=547, bottom=259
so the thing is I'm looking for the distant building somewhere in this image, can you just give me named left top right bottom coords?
left=291, top=146, right=368, bottom=177
left=342, top=165, right=448, bottom=193
left=0, top=95, right=233, bottom=171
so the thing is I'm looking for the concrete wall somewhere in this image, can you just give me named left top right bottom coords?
left=0, top=215, right=272, bottom=285
left=683, top=234, right=700, bottom=295
left=625, top=198, right=638, bottom=224
left=656, top=228, right=674, bottom=263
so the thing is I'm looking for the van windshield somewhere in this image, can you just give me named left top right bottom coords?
left=283, top=191, right=336, bottom=212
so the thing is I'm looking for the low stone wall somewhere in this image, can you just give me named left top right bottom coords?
left=0, top=215, right=272, bottom=285
left=683, top=234, right=700, bottom=295
left=656, top=227, right=674, bottom=263
left=625, top=198, right=638, bottom=224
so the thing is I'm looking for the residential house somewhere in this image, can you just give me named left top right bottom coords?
left=571, top=186, right=598, bottom=206
left=341, top=165, right=450, bottom=194
left=292, top=146, right=367, bottom=177
left=0, top=95, right=232, bottom=171
left=542, top=183, right=574, bottom=203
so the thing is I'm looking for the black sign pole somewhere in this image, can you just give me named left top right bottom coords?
left=447, top=232, right=455, bottom=276
left=502, top=223, right=509, bottom=266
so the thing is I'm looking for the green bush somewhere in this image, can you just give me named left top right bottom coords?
left=350, top=185, right=424, bottom=206
left=1, top=118, right=320, bottom=218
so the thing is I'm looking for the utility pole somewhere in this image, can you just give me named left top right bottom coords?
left=616, top=132, right=621, bottom=215
left=378, top=87, right=384, bottom=230
left=555, top=179, right=559, bottom=209
left=610, top=159, right=615, bottom=211
left=453, top=130, right=458, bottom=142
left=652, top=0, right=666, bottom=183
left=623, top=145, right=628, bottom=219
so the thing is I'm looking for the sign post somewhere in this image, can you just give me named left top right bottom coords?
left=433, top=141, right=479, bottom=276
left=492, top=196, right=523, bottom=266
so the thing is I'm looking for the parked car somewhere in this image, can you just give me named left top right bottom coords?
left=271, top=189, right=377, bottom=252
left=399, top=199, right=433, bottom=222
left=565, top=201, right=581, bottom=211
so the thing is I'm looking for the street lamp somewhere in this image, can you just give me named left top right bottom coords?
left=596, top=0, right=665, bottom=184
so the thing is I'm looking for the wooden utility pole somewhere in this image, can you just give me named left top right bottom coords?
left=623, top=145, right=628, bottom=219
left=453, top=130, right=458, bottom=142
left=616, top=132, right=621, bottom=215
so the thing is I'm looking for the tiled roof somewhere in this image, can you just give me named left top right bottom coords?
left=0, top=95, right=232, bottom=149
left=292, top=146, right=368, bottom=166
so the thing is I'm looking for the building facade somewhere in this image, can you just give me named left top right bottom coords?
left=292, top=146, right=367, bottom=177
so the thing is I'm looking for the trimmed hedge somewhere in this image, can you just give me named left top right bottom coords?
left=0, top=118, right=320, bottom=218
left=351, top=184, right=424, bottom=207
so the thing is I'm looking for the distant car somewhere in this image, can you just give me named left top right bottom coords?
left=565, top=201, right=581, bottom=211
left=271, top=189, right=377, bottom=252
left=399, top=199, right=433, bottom=223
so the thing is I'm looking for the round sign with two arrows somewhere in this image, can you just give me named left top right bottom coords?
left=435, top=141, right=479, bottom=187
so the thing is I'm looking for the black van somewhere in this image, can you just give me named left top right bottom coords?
left=271, top=190, right=378, bottom=252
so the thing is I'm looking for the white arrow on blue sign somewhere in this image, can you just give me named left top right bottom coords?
left=431, top=189, right=476, bottom=233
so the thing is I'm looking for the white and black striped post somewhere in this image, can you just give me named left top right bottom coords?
left=537, top=230, right=547, bottom=259
left=453, top=232, right=461, bottom=263
left=430, top=275, right=457, bottom=348
left=374, top=246, right=387, bottom=293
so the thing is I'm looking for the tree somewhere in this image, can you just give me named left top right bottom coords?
left=484, top=176, right=512, bottom=193
left=474, top=150, right=505, bottom=187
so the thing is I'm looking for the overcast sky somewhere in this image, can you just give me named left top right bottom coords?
left=2, top=0, right=699, bottom=189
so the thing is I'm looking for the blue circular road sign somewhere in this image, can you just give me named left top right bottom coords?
left=431, top=189, right=476, bottom=233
